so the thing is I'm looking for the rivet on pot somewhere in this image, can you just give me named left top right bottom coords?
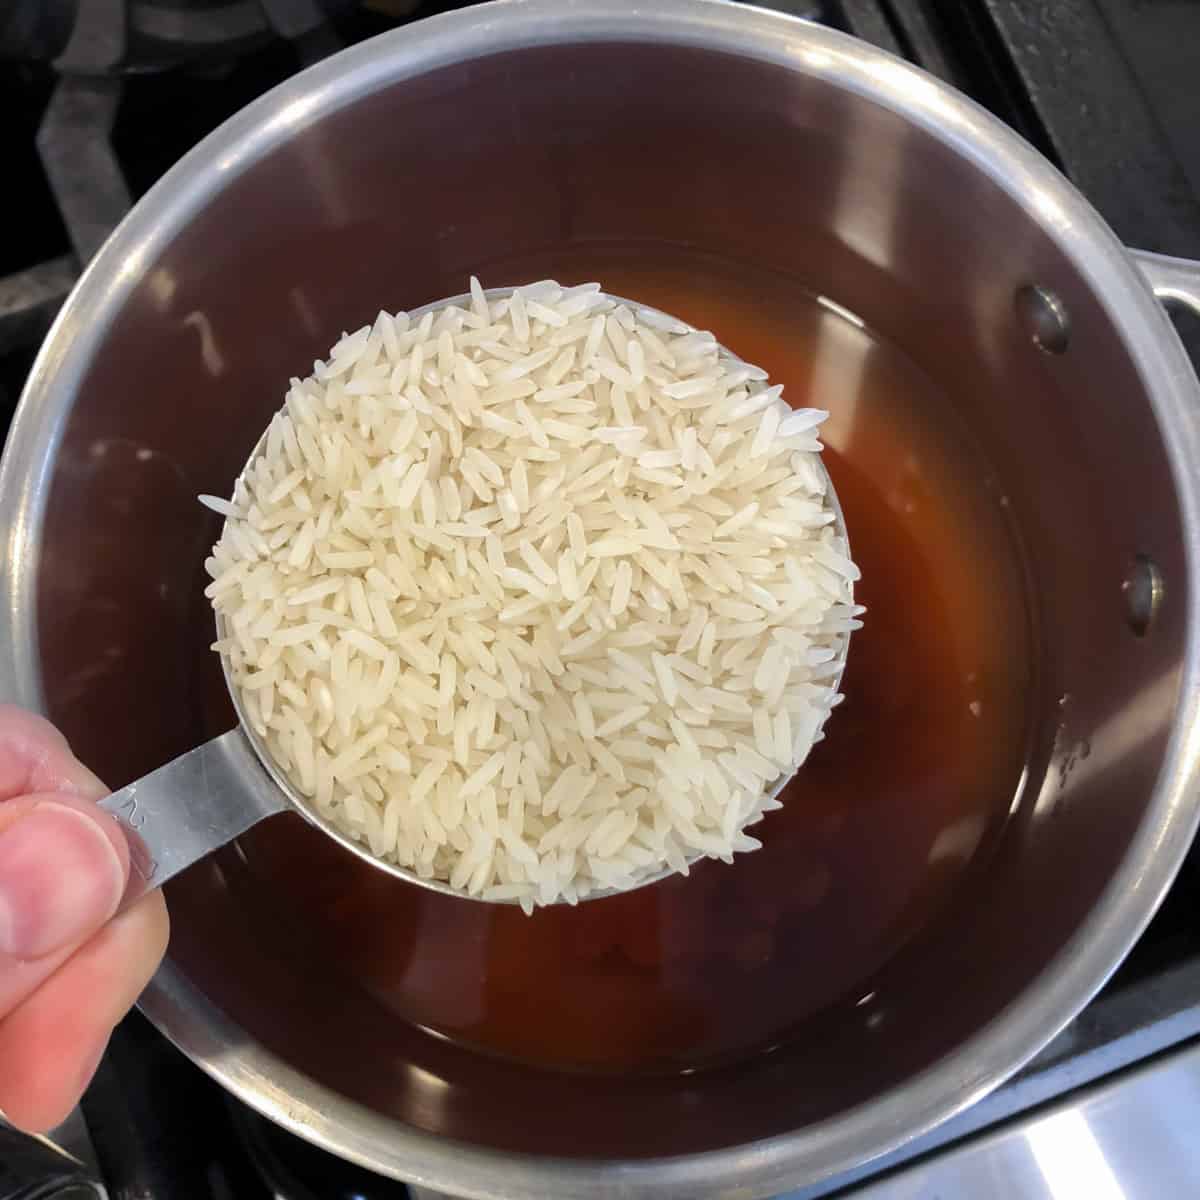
left=1014, top=284, right=1070, bottom=355
left=1122, top=555, right=1163, bottom=637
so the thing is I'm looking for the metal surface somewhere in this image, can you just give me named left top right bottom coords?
left=826, top=1038, right=1200, bottom=1200
left=2, top=1, right=1200, bottom=1196
left=54, top=0, right=125, bottom=74
left=1091, top=0, right=1200, bottom=212
left=97, top=729, right=287, bottom=891
left=36, top=75, right=130, bottom=264
left=0, top=257, right=77, bottom=357
left=259, top=0, right=329, bottom=40
left=1132, top=249, right=1200, bottom=322
left=830, top=0, right=901, bottom=58
left=848, top=0, right=961, bottom=89
left=0, top=1114, right=106, bottom=1200
left=77, top=1011, right=272, bottom=1198
left=1013, top=283, right=1070, bottom=355
left=775, top=952, right=1200, bottom=1197
left=128, top=1, right=268, bottom=49
left=381, top=1007, right=1200, bottom=1200
left=974, top=0, right=1200, bottom=259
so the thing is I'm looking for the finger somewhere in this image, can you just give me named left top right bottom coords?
left=0, top=706, right=107, bottom=805
left=0, top=728, right=155, bottom=913
left=0, top=794, right=132, bottom=1015
left=0, top=890, right=169, bottom=1133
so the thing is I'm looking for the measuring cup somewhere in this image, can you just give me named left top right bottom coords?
left=96, top=288, right=853, bottom=902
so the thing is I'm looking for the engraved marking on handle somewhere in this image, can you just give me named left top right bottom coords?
left=107, top=789, right=160, bottom=881
left=113, top=788, right=145, bottom=830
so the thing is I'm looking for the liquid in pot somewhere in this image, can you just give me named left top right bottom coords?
left=215, top=249, right=1032, bottom=1074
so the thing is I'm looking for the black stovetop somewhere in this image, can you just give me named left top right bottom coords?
left=2, top=2, right=1198, bottom=1198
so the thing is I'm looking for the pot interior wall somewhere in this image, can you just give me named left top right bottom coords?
left=34, top=41, right=1186, bottom=1156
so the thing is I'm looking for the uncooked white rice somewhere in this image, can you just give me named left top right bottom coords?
left=204, top=280, right=862, bottom=911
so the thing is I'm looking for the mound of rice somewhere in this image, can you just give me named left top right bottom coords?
left=202, top=280, right=862, bottom=911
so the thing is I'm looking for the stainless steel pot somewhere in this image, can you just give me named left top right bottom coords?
left=3, top=2, right=1200, bottom=1196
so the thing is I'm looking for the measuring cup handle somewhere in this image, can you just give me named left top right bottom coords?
left=97, top=728, right=288, bottom=893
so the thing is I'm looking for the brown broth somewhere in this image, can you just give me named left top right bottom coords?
left=224, top=248, right=1031, bottom=1074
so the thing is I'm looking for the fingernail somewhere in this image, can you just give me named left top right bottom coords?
left=59, top=748, right=109, bottom=802
left=66, top=758, right=109, bottom=801
left=0, top=803, right=126, bottom=959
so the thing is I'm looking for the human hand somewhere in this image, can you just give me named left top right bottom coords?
left=0, top=706, right=169, bottom=1132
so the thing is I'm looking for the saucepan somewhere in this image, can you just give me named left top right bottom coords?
left=2, top=1, right=1199, bottom=1197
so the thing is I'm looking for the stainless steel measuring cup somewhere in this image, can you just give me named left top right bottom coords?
left=96, top=287, right=852, bottom=902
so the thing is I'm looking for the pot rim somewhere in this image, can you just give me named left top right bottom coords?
left=4, top=1, right=1200, bottom=1196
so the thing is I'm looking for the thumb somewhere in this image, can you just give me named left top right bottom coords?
left=0, top=796, right=130, bottom=962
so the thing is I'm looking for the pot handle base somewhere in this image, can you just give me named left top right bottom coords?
left=1130, top=248, right=1200, bottom=320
